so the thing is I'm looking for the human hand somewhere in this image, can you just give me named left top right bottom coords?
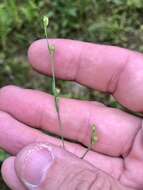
left=0, top=39, right=143, bottom=190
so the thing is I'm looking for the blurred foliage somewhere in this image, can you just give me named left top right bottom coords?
left=0, top=150, right=9, bottom=189
left=1, top=0, right=143, bottom=189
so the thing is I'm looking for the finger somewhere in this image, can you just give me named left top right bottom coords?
left=0, top=111, right=123, bottom=179
left=15, top=143, right=132, bottom=190
left=0, top=86, right=141, bottom=156
left=120, top=126, right=143, bottom=190
left=28, top=39, right=143, bottom=112
left=1, top=156, right=26, bottom=190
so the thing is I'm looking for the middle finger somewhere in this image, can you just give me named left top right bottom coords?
left=0, top=85, right=141, bottom=157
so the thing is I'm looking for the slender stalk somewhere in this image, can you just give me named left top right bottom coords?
left=43, top=16, right=65, bottom=149
left=50, top=50, right=65, bottom=149
left=80, top=142, right=92, bottom=159
left=81, top=124, right=98, bottom=159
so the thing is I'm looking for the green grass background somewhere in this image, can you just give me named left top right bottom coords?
left=1, top=0, right=143, bottom=189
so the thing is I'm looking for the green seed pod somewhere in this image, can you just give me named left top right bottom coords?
left=56, top=88, right=60, bottom=95
left=43, top=16, right=49, bottom=27
left=49, top=44, right=56, bottom=55
left=91, top=124, right=98, bottom=145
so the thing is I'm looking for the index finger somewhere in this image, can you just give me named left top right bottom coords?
left=28, top=39, right=143, bottom=112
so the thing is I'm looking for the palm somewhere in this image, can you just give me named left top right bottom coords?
left=0, top=39, right=143, bottom=190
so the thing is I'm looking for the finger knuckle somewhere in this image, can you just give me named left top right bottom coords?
left=0, top=85, right=16, bottom=97
left=87, top=171, right=112, bottom=190
left=61, top=168, right=112, bottom=190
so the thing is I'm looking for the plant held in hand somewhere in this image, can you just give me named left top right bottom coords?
left=43, top=15, right=98, bottom=157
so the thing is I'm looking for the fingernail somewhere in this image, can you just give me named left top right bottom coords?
left=18, top=144, right=54, bottom=188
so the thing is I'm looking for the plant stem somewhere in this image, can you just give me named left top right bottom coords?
left=81, top=124, right=98, bottom=159
left=80, top=143, right=92, bottom=159
left=50, top=51, right=65, bottom=149
left=43, top=16, right=65, bottom=149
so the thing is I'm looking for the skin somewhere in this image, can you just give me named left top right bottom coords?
left=0, top=39, right=143, bottom=190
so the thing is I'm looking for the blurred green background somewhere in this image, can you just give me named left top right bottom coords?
left=1, top=0, right=143, bottom=189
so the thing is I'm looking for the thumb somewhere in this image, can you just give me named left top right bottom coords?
left=15, top=143, right=130, bottom=190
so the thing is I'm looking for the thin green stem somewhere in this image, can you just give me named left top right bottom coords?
left=81, top=124, right=98, bottom=159
left=54, top=96, right=65, bottom=149
left=50, top=50, right=57, bottom=96
left=44, top=25, right=50, bottom=52
left=51, top=51, right=65, bottom=149
left=43, top=16, right=65, bottom=149
left=80, top=142, right=92, bottom=159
